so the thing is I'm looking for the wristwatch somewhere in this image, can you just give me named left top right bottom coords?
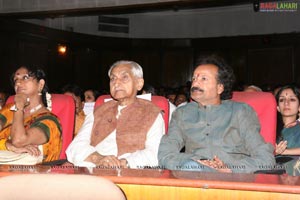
left=10, top=105, right=23, bottom=112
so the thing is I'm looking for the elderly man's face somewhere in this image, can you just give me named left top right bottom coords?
left=109, top=64, right=144, bottom=105
left=190, top=64, right=224, bottom=106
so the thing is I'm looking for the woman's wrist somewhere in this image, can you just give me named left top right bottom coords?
left=11, top=105, right=24, bottom=113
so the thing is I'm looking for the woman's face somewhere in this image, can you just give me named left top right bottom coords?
left=84, top=90, right=95, bottom=102
left=13, top=67, right=44, bottom=96
left=277, top=88, right=300, bottom=118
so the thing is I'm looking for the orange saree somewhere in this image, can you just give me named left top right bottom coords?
left=0, top=103, right=62, bottom=163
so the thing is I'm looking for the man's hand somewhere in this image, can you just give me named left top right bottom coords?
left=85, top=152, right=129, bottom=168
left=197, top=155, right=232, bottom=173
left=98, top=155, right=121, bottom=168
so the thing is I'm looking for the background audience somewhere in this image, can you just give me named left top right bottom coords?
left=61, top=84, right=85, bottom=137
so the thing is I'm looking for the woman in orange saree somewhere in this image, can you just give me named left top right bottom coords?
left=0, top=66, right=62, bottom=163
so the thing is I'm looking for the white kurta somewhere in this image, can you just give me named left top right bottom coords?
left=66, top=105, right=165, bottom=168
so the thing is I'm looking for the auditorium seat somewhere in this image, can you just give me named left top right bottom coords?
left=231, top=91, right=277, bottom=146
left=6, top=94, right=75, bottom=159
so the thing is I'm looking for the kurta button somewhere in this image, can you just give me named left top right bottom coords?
left=207, top=123, right=210, bottom=126
left=206, top=133, right=209, bottom=136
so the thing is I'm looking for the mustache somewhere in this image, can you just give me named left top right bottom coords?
left=191, top=87, right=204, bottom=92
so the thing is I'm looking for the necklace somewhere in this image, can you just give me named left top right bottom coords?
left=27, top=104, right=42, bottom=114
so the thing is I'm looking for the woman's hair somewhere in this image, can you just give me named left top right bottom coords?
left=61, top=84, right=84, bottom=101
left=108, top=60, right=143, bottom=78
left=275, top=85, right=300, bottom=104
left=275, top=84, right=300, bottom=140
left=84, top=89, right=101, bottom=101
left=10, top=66, right=49, bottom=107
left=194, top=55, right=235, bottom=100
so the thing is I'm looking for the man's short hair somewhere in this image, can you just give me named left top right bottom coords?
left=108, top=60, right=143, bottom=78
left=195, top=55, right=235, bottom=100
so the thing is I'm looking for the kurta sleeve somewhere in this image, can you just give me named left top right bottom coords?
left=158, top=108, right=194, bottom=170
left=227, top=104, right=275, bottom=173
left=66, top=112, right=97, bottom=167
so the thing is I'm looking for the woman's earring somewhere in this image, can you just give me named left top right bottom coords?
left=38, top=89, right=42, bottom=96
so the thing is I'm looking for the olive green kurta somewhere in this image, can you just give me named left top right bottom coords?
left=158, top=100, right=275, bottom=173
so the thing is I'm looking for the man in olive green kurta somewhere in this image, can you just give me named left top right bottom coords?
left=158, top=55, right=275, bottom=173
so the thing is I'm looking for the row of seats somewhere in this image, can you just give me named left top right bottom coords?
left=6, top=91, right=277, bottom=160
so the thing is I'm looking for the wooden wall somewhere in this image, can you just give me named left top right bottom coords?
left=0, top=19, right=299, bottom=95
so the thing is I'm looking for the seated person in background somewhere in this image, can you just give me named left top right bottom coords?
left=84, top=89, right=100, bottom=103
left=244, top=85, right=262, bottom=92
left=174, top=92, right=188, bottom=107
left=66, top=60, right=165, bottom=168
left=158, top=55, right=275, bottom=173
left=164, top=89, right=177, bottom=123
left=275, top=85, right=300, bottom=156
left=62, top=84, right=85, bottom=137
left=141, top=83, right=157, bottom=96
left=0, top=66, right=62, bottom=163
left=166, top=89, right=176, bottom=105
left=83, top=89, right=100, bottom=115
left=0, top=90, right=9, bottom=110
left=142, top=84, right=175, bottom=123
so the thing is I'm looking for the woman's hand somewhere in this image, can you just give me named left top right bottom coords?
left=14, top=93, right=29, bottom=111
left=6, top=141, right=40, bottom=157
left=276, top=140, right=288, bottom=155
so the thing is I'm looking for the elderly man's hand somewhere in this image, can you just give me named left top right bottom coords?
left=98, top=155, right=122, bottom=168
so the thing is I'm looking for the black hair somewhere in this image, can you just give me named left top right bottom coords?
left=275, top=84, right=300, bottom=141
left=84, top=88, right=101, bottom=101
left=275, top=85, right=300, bottom=104
left=10, top=66, right=49, bottom=107
left=61, top=84, right=84, bottom=101
left=194, top=55, right=235, bottom=100
left=142, top=84, right=157, bottom=95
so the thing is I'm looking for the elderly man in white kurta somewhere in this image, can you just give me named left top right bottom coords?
left=66, top=60, right=165, bottom=168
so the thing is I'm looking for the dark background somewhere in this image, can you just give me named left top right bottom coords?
left=0, top=19, right=299, bottom=94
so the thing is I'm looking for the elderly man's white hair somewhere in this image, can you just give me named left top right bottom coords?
left=108, top=60, right=143, bottom=78
left=245, top=85, right=262, bottom=92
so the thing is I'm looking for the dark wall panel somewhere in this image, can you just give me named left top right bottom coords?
left=130, top=51, right=162, bottom=88
left=0, top=19, right=300, bottom=95
left=162, top=49, right=194, bottom=88
left=248, top=47, right=294, bottom=87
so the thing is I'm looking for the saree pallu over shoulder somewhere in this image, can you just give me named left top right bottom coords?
left=0, top=103, right=62, bottom=162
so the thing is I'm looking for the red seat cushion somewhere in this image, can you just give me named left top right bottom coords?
left=6, top=94, right=75, bottom=159
left=231, top=91, right=277, bottom=146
